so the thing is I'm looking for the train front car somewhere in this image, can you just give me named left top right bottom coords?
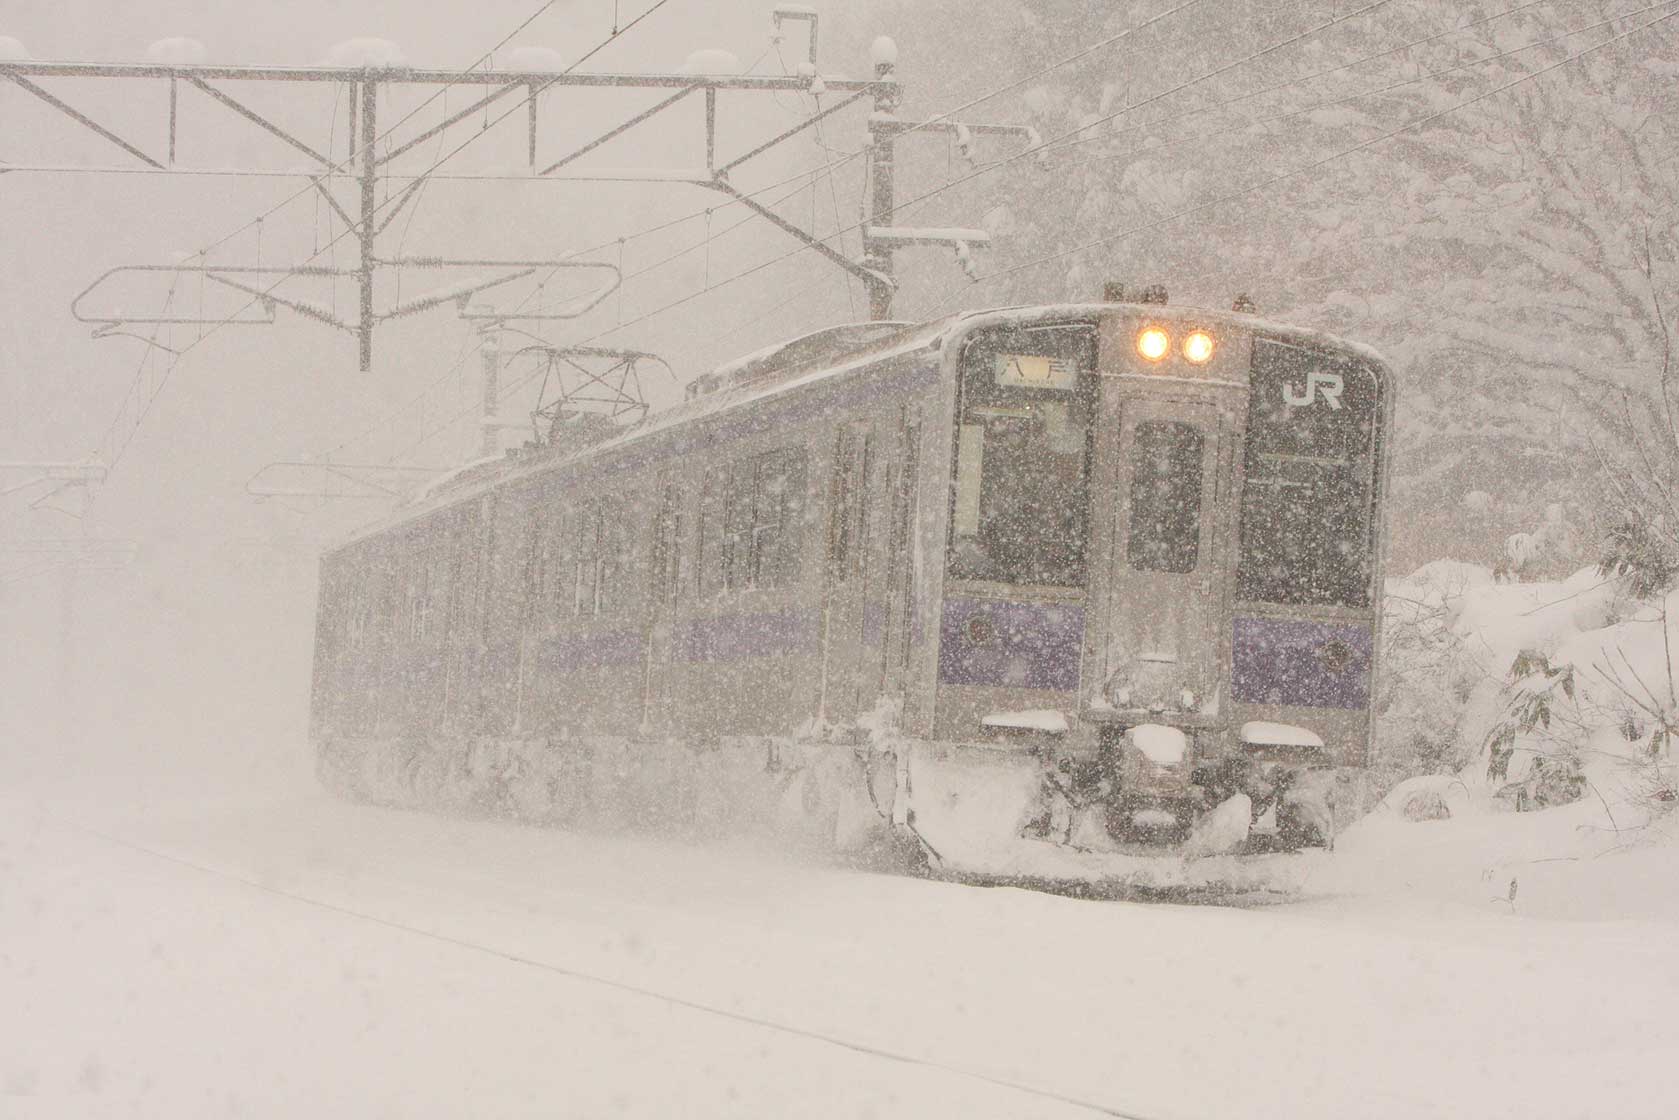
left=905, top=302, right=1390, bottom=891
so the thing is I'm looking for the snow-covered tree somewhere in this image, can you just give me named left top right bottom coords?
left=835, top=0, right=1679, bottom=568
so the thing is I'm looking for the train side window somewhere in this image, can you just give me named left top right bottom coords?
left=697, top=470, right=726, bottom=598
left=758, top=448, right=807, bottom=587
left=723, top=458, right=759, bottom=590
left=722, top=447, right=807, bottom=591
left=651, top=483, right=682, bottom=608
left=409, top=548, right=447, bottom=645
left=521, top=516, right=546, bottom=621
left=598, top=501, right=623, bottom=614
left=449, top=523, right=473, bottom=634
left=345, top=584, right=369, bottom=652
left=828, top=430, right=870, bottom=579
left=554, top=510, right=574, bottom=621
left=574, top=506, right=602, bottom=616
left=1127, top=421, right=1205, bottom=574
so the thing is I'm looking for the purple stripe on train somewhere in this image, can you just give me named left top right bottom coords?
left=536, top=629, right=645, bottom=672
left=1231, top=616, right=1372, bottom=710
left=937, top=598, right=1084, bottom=692
left=674, top=607, right=819, bottom=663
left=535, top=609, right=820, bottom=672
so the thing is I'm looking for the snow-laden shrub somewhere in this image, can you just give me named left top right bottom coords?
left=1461, top=574, right=1677, bottom=822
left=1598, top=510, right=1677, bottom=599
left=1495, top=504, right=1584, bottom=583
left=1378, top=559, right=1676, bottom=829
left=1374, top=562, right=1490, bottom=786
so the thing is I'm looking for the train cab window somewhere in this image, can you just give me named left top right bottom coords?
left=947, top=325, right=1096, bottom=587
left=345, top=586, right=370, bottom=652
left=1127, top=421, right=1205, bottom=574
left=1237, top=340, right=1381, bottom=608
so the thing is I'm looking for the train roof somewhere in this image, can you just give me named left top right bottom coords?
left=327, top=302, right=1392, bottom=554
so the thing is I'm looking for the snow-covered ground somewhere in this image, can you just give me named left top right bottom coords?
left=4, top=765, right=1676, bottom=1120
left=4, top=563, right=1677, bottom=1119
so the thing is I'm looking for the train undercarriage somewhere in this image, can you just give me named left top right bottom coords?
left=316, top=720, right=1355, bottom=901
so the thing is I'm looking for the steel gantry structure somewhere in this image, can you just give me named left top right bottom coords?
left=3, top=27, right=1020, bottom=370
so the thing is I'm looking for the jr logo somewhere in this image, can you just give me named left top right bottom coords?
left=1282, top=370, right=1344, bottom=410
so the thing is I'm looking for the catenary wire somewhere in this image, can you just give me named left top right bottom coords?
left=388, top=0, right=1412, bottom=454
left=67, top=0, right=686, bottom=486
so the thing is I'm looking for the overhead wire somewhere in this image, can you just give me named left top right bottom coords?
left=122, top=0, right=1213, bottom=448
left=377, top=0, right=1679, bottom=463
left=58, top=0, right=1404, bottom=477
left=310, top=146, right=850, bottom=465
left=333, top=151, right=858, bottom=464
left=146, top=0, right=575, bottom=270
left=527, top=0, right=1403, bottom=351
left=388, top=0, right=1410, bottom=452
left=554, top=0, right=1588, bottom=336
left=11, top=0, right=594, bottom=504
left=73, top=0, right=687, bottom=485
left=317, top=0, right=1219, bottom=366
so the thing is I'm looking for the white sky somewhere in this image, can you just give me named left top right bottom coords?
left=1, top=1, right=897, bottom=541
left=0, top=1, right=911, bottom=760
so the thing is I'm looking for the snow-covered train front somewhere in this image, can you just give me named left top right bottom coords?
left=311, top=294, right=1392, bottom=891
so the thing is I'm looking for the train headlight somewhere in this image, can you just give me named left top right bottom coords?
left=1183, top=330, right=1215, bottom=363
left=1136, top=327, right=1171, bottom=362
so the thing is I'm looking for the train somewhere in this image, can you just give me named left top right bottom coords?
left=311, top=291, right=1393, bottom=892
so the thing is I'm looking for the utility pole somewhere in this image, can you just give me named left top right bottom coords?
left=6, top=14, right=1032, bottom=377
left=864, top=38, right=901, bottom=321
left=479, top=325, right=502, bottom=461
left=358, top=78, right=379, bottom=372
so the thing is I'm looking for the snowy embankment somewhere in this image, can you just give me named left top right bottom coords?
left=5, top=787, right=1678, bottom=1120
left=1323, top=562, right=1679, bottom=920
left=2, top=564, right=1676, bottom=1117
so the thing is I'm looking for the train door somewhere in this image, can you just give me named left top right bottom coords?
left=1088, top=392, right=1232, bottom=717
left=819, top=422, right=874, bottom=723
left=878, top=410, right=922, bottom=701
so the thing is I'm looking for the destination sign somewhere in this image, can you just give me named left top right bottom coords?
left=994, top=352, right=1080, bottom=390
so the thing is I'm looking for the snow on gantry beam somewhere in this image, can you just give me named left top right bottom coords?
left=864, top=227, right=991, bottom=247
left=867, top=119, right=1030, bottom=138
left=0, top=61, right=886, bottom=93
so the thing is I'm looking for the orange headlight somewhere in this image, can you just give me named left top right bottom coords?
left=1136, top=327, right=1171, bottom=362
left=1183, top=330, right=1215, bottom=363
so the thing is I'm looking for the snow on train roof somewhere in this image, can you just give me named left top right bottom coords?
left=327, top=316, right=953, bottom=550
left=327, top=303, right=1392, bottom=552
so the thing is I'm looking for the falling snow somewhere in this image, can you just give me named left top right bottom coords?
left=4, top=3, right=1679, bottom=1118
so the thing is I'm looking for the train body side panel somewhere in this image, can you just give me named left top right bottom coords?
left=312, top=343, right=948, bottom=752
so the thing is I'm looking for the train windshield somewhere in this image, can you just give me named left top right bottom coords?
left=1237, top=339, right=1382, bottom=608
left=948, top=324, right=1097, bottom=587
